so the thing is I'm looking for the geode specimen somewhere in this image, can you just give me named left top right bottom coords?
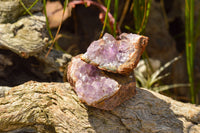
left=67, top=33, right=148, bottom=110
left=81, top=33, right=148, bottom=74
left=67, top=55, right=136, bottom=110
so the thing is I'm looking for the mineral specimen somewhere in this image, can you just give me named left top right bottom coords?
left=67, top=33, right=147, bottom=110
left=81, top=33, right=148, bottom=74
left=67, top=55, right=136, bottom=110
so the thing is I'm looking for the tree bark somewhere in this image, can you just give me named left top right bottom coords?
left=0, top=81, right=199, bottom=133
left=0, top=0, right=43, bottom=23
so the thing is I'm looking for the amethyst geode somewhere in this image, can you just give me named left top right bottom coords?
left=67, top=55, right=136, bottom=110
left=81, top=33, right=148, bottom=74
left=67, top=33, right=148, bottom=110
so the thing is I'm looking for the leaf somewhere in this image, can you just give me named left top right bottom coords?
left=151, top=56, right=181, bottom=83
left=153, top=84, right=190, bottom=92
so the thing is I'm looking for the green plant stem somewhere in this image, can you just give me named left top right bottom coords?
left=142, top=50, right=154, bottom=75
left=119, top=0, right=130, bottom=28
left=19, top=0, right=33, bottom=16
left=43, top=0, right=54, bottom=41
left=99, top=0, right=111, bottom=38
left=195, top=10, right=200, bottom=41
left=45, top=0, right=69, bottom=57
left=132, top=0, right=153, bottom=84
left=22, top=0, right=39, bottom=15
left=138, top=0, right=151, bottom=34
left=113, top=0, right=119, bottom=37
left=185, top=0, right=195, bottom=103
left=133, top=0, right=151, bottom=34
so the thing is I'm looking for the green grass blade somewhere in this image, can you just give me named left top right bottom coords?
left=99, top=0, right=111, bottom=38
left=149, top=73, right=170, bottom=87
left=134, top=70, right=147, bottom=87
left=45, top=0, right=69, bottom=57
left=22, top=0, right=39, bottom=15
left=63, top=0, right=68, bottom=10
left=43, top=0, right=54, bottom=41
left=138, top=0, right=152, bottom=34
left=185, top=0, right=195, bottom=103
left=195, top=9, right=200, bottom=41
left=124, top=25, right=136, bottom=33
left=132, top=0, right=152, bottom=34
left=53, top=0, right=69, bottom=44
left=19, top=0, right=33, bottom=16
left=151, top=56, right=181, bottom=83
left=141, top=0, right=152, bottom=33
left=153, top=84, right=190, bottom=92
left=113, top=0, right=119, bottom=37
left=133, top=0, right=141, bottom=31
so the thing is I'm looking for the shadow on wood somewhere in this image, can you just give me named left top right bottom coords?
left=0, top=81, right=199, bottom=132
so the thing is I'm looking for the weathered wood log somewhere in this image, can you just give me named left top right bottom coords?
left=0, top=13, right=48, bottom=58
left=0, top=81, right=199, bottom=133
left=0, top=12, right=72, bottom=75
left=0, top=0, right=43, bottom=23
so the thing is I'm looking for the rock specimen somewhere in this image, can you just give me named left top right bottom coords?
left=67, top=33, right=148, bottom=110
left=81, top=33, right=148, bottom=74
left=67, top=55, right=136, bottom=110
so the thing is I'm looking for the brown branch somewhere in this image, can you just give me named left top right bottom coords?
left=0, top=81, right=200, bottom=132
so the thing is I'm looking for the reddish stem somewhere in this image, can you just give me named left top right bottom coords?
left=69, top=0, right=121, bottom=34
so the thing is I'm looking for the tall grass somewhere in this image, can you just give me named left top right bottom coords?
left=185, top=0, right=195, bottom=103
left=132, top=0, right=152, bottom=34
left=19, top=0, right=34, bottom=16
left=113, top=0, right=119, bottom=37
left=21, top=0, right=40, bottom=15
left=131, top=0, right=153, bottom=74
left=43, top=0, right=54, bottom=43
left=44, top=0, right=69, bottom=57
left=99, top=0, right=111, bottom=38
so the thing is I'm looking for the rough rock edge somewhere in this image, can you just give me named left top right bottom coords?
left=81, top=34, right=148, bottom=74
left=67, top=55, right=136, bottom=110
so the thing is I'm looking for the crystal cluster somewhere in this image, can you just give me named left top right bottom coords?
left=67, top=33, right=148, bottom=110
left=82, top=33, right=148, bottom=74
left=67, top=55, right=136, bottom=110
left=68, top=56, right=120, bottom=105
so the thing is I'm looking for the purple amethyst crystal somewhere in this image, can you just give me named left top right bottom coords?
left=68, top=55, right=119, bottom=105
left=81, top=33, right=148, bottom=74
left=67, top=55, right=136, bottom=110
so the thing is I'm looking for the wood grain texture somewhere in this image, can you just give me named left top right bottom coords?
left=0, top=13, right=48, bottom=58
left=0, top=0, right=43, bottom=23
left=0, top=81, right=199, bottom=133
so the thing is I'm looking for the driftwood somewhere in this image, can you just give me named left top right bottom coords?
left=0, top=12, right=72, bottom=75
left=0, top=81, right=200, bottom=133
left=0, top=0, right=43, bottom=23
left=0, top=13, right=48, bottom=58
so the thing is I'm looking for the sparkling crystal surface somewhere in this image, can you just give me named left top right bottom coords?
left=70, top=57, right=119, bottom=105
left=82, top=33, right=142, bottom=69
